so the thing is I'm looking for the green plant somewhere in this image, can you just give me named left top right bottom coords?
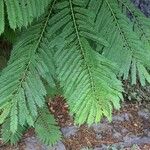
left=0, top=0, right=150, bottom=146
left=131, top=144, right=140, bottom=150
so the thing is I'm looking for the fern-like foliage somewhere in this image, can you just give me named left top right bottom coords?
left=0, top=0, right=52, bottom=35
left=0, top=24, right=47, bottom=132
left=0, top=0, right=150, bottom=146
left=48, top=0, right=123, bottom=125
left=1, top=118, right=26, bottom=145
left=0, top=0, right=61, bottom=144
left=91, top=0, right=150, bottom=85
left=35, top=107, right=61, bottom=145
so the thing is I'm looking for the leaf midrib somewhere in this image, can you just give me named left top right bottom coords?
left=11, top=0, right=57, bottom=100
left=105, top=0, right=133, bottom=54
left=69, top=0, right=97, bottom=98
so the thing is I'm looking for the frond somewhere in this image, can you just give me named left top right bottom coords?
left=35, top=107, right=61, bottom=145
left=120, top=0, right=150, bottom=85
left=0, top=0, right=4, bottom=34
left=0, top=1, right=57, bottom=137
left=1, top=119, right=26, bottom=145
left=49, top=0, right=123, bottom=124
left=2, top=0, right=149, bottom=146
left=93, top=0, right=150, bottom=85
left=0, top=0, right=52, bottom=35
left=120, top=0, right=150, bottom=44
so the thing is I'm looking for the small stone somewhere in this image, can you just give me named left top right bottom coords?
left=112, top=113, right=130, bottom=122
left=113, top=132, right=122, bottom=140
left=121, top=128, right=128, bottom=134
left=148, top=131, right=150, bottom=137
left=124, top=113, right=130, bottom=121
left=24, top=136, right=66, bottom=150
left=24, top=136, right=49, bottom=150
left=49, top=141, right=66, bottom=150
left=144, top=129, right=150, bottom=137
left=94, top=144, right=108, bottom=150
left=95, top=133, right=102, bottom=139
left=91, top=124, right=101, bottom=132
left=112, top=115, right=124, bottom=122
left=123, top=134, right=140, bottom=143
left=61, top=126, right=78, bottom=138
left=138, top=110, right=150, bottom=120
left=92, top=123, right=112, bottom=133
left=134, top=123, right=138, bottom=127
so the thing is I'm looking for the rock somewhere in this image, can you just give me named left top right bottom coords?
left=112, top=115, right=124, bottom=122
left=124, top=113, right=130, bottom=121
left=94, top=144, right=125, bottom=150
left=121, top=128, right=129, bottom=134
left=49, top=141, right=66, bottom=150
left=61, top=126, right=78, bottom=138
left=113, top=132, right=122, bottom=140
left=138, top=109, right=150, bottom=120
left=91, top=124, right=102, bottom=133
left=24, top=136, right=66, bottom=150
left=138, top=137, right=150, bottom=144
left=144, top=129, right=150, bottom=137
left=123, top=134, right=141, bottom=143
left=24, top=136, right=49, bottom=150
left=95, top=133, right=102, bottom=140
left=148, top=131, right=150, bottom=137
left=112, top=113, right=130, bottom=122
left=92, top=123, right=112, bottom=133
left=92, top=123, right=102, bottom=132
left=94, top=144, right=109, bottom=150
left=124, top=137, right=150, bottom=146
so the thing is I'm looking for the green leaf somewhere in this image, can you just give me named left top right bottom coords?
left=35, top=107, right=61, bottom=145
left=10, top=100, right=18, bottom=134
left=0, top=0, right=4, bottom=34
left=0, top=102, right=11, bottom=124
left=1, top=0, right=52, bottom=33
left=1, top=119, right=26, bottom=145
left=94, top=0, right=150, bottom=85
